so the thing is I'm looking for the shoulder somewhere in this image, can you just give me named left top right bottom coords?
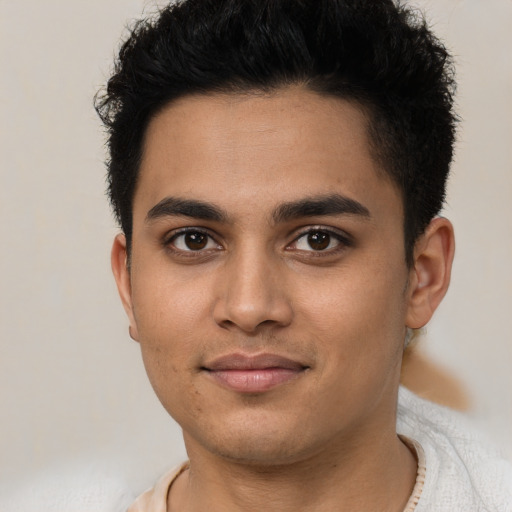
left=397, top=386, right=512, bottom=512
left=127, top=463, right=188, bottom=512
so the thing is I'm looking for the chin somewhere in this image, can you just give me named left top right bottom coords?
left=209, top=436, right=308, bottom=466
left=184, top=411, right=324, bottom=466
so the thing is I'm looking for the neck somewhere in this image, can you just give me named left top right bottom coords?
left=170, top=424, right=417, bottom=512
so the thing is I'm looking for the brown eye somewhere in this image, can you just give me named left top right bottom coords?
left=171, top=231, right=219, bottom=252
left=184, top=232, right=208, bottom=250
left=307, top=231, right=330, bottom=250
left=291, top=228, right=349, bottom=253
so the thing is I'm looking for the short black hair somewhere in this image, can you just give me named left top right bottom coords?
left=96, top=0, right=457, bottom=265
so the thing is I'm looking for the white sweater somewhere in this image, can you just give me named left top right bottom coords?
left=396, top=387, right=512, bottom=511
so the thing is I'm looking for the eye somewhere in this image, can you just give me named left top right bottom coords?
left=291, top=228, right=351, bottom=252
left=168, top=230, right=220, bottom=252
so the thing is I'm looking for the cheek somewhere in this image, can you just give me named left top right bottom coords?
left=129, top=266, right=213, bottom=398
left=293, top=258, right=408, bottom=363
left=131, top=262, right=213, bottom=338
left=299, top=262, right=406, bottom=322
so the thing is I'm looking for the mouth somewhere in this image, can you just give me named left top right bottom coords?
left=202, top=353, right=310, bottom=393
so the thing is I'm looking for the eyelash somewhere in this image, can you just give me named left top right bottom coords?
left=288, top=226, right=353, bottom=255
left=163, top=227, right=221, bottom=256
left=162, top=226, right=353, bottom=257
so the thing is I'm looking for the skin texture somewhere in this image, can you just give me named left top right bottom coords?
left=112, top=87, right=454, bottom=511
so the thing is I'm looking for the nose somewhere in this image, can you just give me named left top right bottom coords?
left=213, top=249, right=293, bottom=334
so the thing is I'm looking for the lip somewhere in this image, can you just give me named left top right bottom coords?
left=202, top=353, right=309, bottom=393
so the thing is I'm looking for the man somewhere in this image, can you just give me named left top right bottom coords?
left=96, top=0, right=512, bottom=510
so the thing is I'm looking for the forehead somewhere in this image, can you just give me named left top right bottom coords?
left=134, top=87, right=400, bottom=222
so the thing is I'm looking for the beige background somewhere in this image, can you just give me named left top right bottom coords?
left=1, top=0, right=511, bottom=496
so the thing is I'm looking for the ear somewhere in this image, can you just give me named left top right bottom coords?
left=406, top=217, right=455, bottom=329
left=111, top=233, right=139, bottom=342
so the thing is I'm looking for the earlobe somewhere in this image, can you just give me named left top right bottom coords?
left=111, top=234, right=140, bottom=342
left=406, top=217, right=455, bottom=329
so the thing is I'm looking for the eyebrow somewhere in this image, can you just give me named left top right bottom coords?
left=272, top=194, right=370, bottom=223
left=146, top=197, right=228, bottom=223
left=145, top=193, right=370, bottom=225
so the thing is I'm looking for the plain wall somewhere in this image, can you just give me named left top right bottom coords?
left=1, top=0, right=511, bottom=496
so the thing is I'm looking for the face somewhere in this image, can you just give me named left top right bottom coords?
left=113, top=87, right=426, bottom=465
